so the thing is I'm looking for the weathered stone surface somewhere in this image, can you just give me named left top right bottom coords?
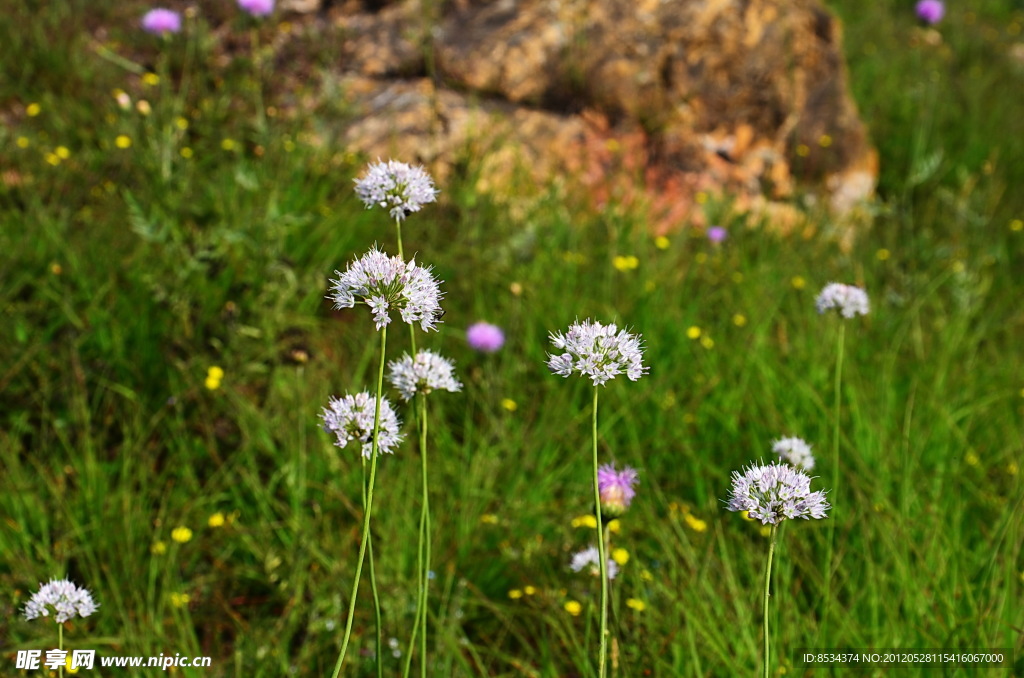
left=322, top=0, right=877, bottom=232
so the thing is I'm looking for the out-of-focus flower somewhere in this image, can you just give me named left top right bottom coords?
left=707, top=226, right=727, bottom=243
left=354, top=160, right=438, bottom=222
left=570, top=546, right=619, bottom=579
left=916, top=0, right=944, bottom=24
left=238, top=0, right=274, bottom=16
left=815, top=282, right=870, bottom=318
left=388, top=350, right=461, bottom=401
left=597, top=464, right=639, bottom=518
left=171, top=526, right=193, bottom=543
left=466, top=322, right=504, bottom=352
left=141, top=8, right=182, bottom=35
left=772, top=436, right=816, bottom=471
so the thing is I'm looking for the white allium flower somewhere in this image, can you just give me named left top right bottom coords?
left=354, top=160, right=438, bottom=222
left=328, top=247, right=444, bottom=332
left=570, top=546, right=619, bottom=580
left=547, top=319, right=647, bottom=386
left=387, top=350, right=462, bottom=401
left=772, top=436, right=816, bottom=471
left=815, top=282, right=869, bottom=318
left=725, top=461, right=830, bottom=525
left=321, top=391, right=403, bottom=458
left=24, top=579, right=99, bottom=623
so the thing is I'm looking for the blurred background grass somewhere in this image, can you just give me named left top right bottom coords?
left=1, top=0, right=1022, bottom=676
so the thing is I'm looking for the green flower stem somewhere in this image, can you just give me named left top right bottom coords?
left=58, top=622, right=64, bottom=678
left=591, top=386, right=609, bottom=678
left=361, top=458, right=383, bottom=678
left=821, top=322, right=845, bottom=640
left=763, top=525, right=779, bottom=678
left=419, top=395, right=431, bottom=678
left=331, top=325, right=388, bottom=678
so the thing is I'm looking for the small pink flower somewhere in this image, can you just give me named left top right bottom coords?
left=141, top=8, right=182, bottom=35
left=466, top=322, right=505, bottom=353
left=238, top=0, right=275, bottom=17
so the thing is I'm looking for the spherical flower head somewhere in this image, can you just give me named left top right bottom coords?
left=707, top=226, right=727, bottom=243
left=772, top=436, right=815, bottom=471
left=24, top=579, right=99, bottom=623
left=570, top=546, right=619, bottom=580
left=547, top=319, right=648, bottom=386
left=915, top=0, right=944, bottom=24
left=328, top=247, right=445, bottom=332
left=387, top=350, right=462, bottom=401
left=597, top=463, right=639, bottom=518
left=320, top=391, right=403, bottom=458
left=466, top=322, right=505, bottom=353
left=815, top=282, right=869, bottom=318
left=238, top=0, right=274, bottom=16
left=725, top=461, right=830, bottom=525
left=354, top=160, right=438, bottom=222
left=141, top=8, right=182, bottom=35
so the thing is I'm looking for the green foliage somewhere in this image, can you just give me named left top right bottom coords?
left=1, top=1, right=1022, bottom=676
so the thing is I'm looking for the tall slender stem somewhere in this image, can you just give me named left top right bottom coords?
left=58, top=622, right=64, bottom=678
left=419, top=395, right=430, bottom=678
left=331, top=326, right=388, bottom=678
left=361, top=457, right=383, bottom=678
left=763, top=525, right=779, bottom=678
left=821, top=323, right=845, bottom=641
left=591, top=387, right=609, bottom=678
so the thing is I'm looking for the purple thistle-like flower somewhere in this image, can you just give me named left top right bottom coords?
left=24, top=579, right=99, bottom=623
left=387, top=350, right=462, bottom=401
left=772, top=436, right=815, bottom=471
left=597, top=463, right=639, bottom=517
left=320, top=391, right=403, bottom=458
left=915, top=0, right=944, bottom=24
left=815, top=282, right=870, bottom=318
left=466, top=322, right=505, bottom=353
left=141, top=8, right=182, bottom=35
left=547, top=319, right=647, bottom=386
left=354, top=160, right=439, bottom=222
left=238, top=0, right=274, bottom=16
left=725, top=461, right=830, bottom=525
left=707, top=226, right=727, bottom=243
left=570, top=546, right=619, bottom=580
left=328, top=247, right=444, bottom=332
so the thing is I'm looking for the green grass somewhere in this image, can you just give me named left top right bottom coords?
left=2, top=1, right=1023, bottom=676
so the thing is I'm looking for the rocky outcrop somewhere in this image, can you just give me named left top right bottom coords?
left=316, top=0, right=876, bottom=233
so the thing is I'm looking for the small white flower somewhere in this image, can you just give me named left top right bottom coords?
left=321, top=391, right=403, bottom=458
left=570, top=546, right=619, bottom=580
left=354, top=160, right=438, bottom=222
left=815, top=282, right=869, bottom=318
left=772, top=436, right=816, bottom=471
left=388, top=350, right=462, bottom=401
left=725, top=461, right=830, bottom=525
left=24, top=579, right=99, bottom=623
left=547, top=319, right=647, bottom=386
left=328, top=248, right=445, bottom=332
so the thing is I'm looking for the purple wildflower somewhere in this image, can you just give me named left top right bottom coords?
left=915, top=0, right=944, bottom=24
left=707, top=226, right=727, bottom=243
left=466, top=322, right=505, bottom=353
left=141, top=8, right=182, bottom=35
left=597, top=464, right=639, bottom=517
left=238, top=0, right=275, bottom=16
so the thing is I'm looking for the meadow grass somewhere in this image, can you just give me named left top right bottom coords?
left=2, top=0, right=1023, bottom=676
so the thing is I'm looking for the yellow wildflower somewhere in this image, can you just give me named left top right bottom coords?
left=16, top=136, right=30, bottom=148
left=686, top=326, right=701, bottom=339
left=171, top=526, right=193, bottom=543
left=818, top=134, right=833, bottom=147
left=142, top=73, right=160, bottom=86
left=733, top=314, right=747, bottom=327
left=480, top=514, right=499, bottom=525
left=26, top=103, right=41, bottom=117
left=613, top=255, right=639, bottom=271
left=55, top=146, right=70, bottom=159
left=611, top=548, right=629, bottom=565
left=564, top=600, right=582, bottom=616
left=208, top=512, right=226, bottom=528
left=1010, top=219, right=1023, bottom=232
left=136, top=100, right=152, bottom=116
left=572, top=515, right=598, bottom=529
left=523, top=586, right=537, bottom=596
left=170, top=592, right=191, bottom=608
left=221, top=138, right=237, bottom=151
left=796, top=144, right=810, bottom=157
left=151, top=541, right=167, bottom=555
left=654, top=236, right=670, bottom=250
left=115, top=135, right=132, bottom=149
left=508, top=589, right=523, bottom=600
left=45, top=153, right=60, bottom=166
left=626, top=598, right=646, bottom=612
left=175, top=117, right=189, bottom=130
left=876, top=248, right=891, bottom=261
left=180, top=147, right=194, bottom=158
left=791, top=276, right=806, bottom=290
left=684, top=513, right=707, bottom=533
left=700, top=335, right=714, bottom=349
left=607, top=519, right=620, bottom=534
left=501, top=398, right=517, bottom=412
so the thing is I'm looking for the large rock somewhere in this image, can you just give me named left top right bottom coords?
left=323, top=0, right=876, bottom=232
